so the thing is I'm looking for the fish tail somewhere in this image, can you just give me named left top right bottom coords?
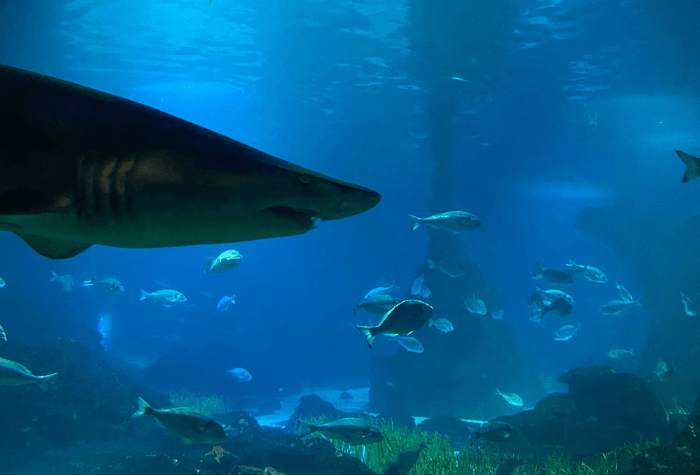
left=297, top=420, right=316, bottom=437
left=355, top=325, right=376, bottom=348
left=352, top=299, right=360, bottom=316
left=676, top=150, right=700, bottom=183
left=50, top=270, right=58, bottom=281
left=37, top=373, right=58, bottom=391
left=407, top=214, right=422, bottom=231
left=429, top=319, right=434, bottom=327
left=139, top=289, right=148, bottom=301
left=131, top=397, right=152, bottom=419
left=204, top=257, right=215, bottom=274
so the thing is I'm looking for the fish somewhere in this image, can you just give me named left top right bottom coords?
left=353, top=294, right=396, bottom=315
left=532, top=264, right=574, bottom=285
left=388, top=335, right=424, bottom=353
left=139, top=289, right=187, bottom=306
left=205, top=249, right=242, bottom=274
left=496, top=389, right=524, bottom=407
left=616, top=281, right=634, bottom=302
left=227, top=367, right=252, bottom=382
left=0, top=277, right=5, bottom=287
left=0, top=64, right=380, bottom=259
left=383, top=442, right=428, bottom=475
left=298, top=417, right=384, bottom=445
left=541, top=297, right=573, bottom=318
left=607, top=348, right=634, bottom=359
left=680, top=291, right=696, bottom=316
left=565, top=260, right=607, bottom=283
left=407, top=211, right=483, bottom=233
left=364, top=284, right=398, bottom=300
left=355, top=300, right=433, bottom=348
left=217, top=294, right=235, bottom=312
left=427, top=258, right=467, bottom=278
left=491, top=308, right=504, bottom=319
left=429, top=317, right=454, bottom=333
left=463, top=294, right=487, bottom=315
left=0, top=357, right=57, bottom=390
left=82, top=276, right=124, bottom=294
left=493, top=458, right=525, bottom=475
left=536, top=287, right=574, bottom=304
left=50, top=270, right=75, bottom=292
left=0, top=324, right=6, bottom=344
left=554, top=323, right=580, bottom=341
left=600, top=299, right=641, bottom=315
left=654, top=359, right=674, bottom=381
left=419, top=284, right=431, bottom=299
left=675, top=150, right=700, bottom=183
left=410, top=274, right=425, bottom=296
left=474, top=421, right=516, bottom=442
left=130, top=396, right=227, bottom=444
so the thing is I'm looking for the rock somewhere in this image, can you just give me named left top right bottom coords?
left=625, top=396, right=700, bottom=475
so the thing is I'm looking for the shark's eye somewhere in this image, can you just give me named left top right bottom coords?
left=299, top=175, right=312, bottom=185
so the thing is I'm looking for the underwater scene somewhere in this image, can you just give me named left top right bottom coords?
left=1, top=0, right=700, bottom=474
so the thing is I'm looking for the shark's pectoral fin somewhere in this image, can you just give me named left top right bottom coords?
left=16, top=234, right=92, bottom=259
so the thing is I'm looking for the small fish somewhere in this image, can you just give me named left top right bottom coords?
left=491, top=308, right=504, bottom=319
left=419, top=284, right=431, bottom=299
left=600, top=299, right=641, bottom=315
left=532, top=264, right=574, bottom=285
left=653, top=359, right=674, bottom=381
left=217, top=294, right=235, bottom=312
left=463, top=294, right=487, bottom=315
left=429, top=317, right=454, bottom=333
left=388, top=335, right=424, bottom=353
left=130, top=397, right=227, bottom=444
left=139, top=289, right=187, bottom=306
left=205, top=250, right=242, bottom=274
left=554, top=323, right=580, bottom=341
left=50, top=270, right=75, bottom=292
left=493, top=458, right=525, bottom=475
left=0, top=277, right=5, bottom=287
left=474, top=421, right=516, bottom=442
left=427, top=258, right=467, bottom=278
left=536, top=287, right=574, bottom=305
left=355, top=300, right=433, bottom=348
left=383, top=441, right=428, bottom=475
left=410, top=274, right=425, bottom=296
left=0, top=324, right=6, bottom=344
left=0, top=357, right=57, bottom=390
left=496, top=389, right=524, bottom=407
left=298, top=418, right=384, bottom=445
left=607, top=348, right=634, bottom=359
left=675, top=150, right=700, bottom=183
left=616, top=282, right=634, bottom=302
left=541, top=297, right=573, bottom=317
left=680, top=291, right=696, bottom=316
left=566, top=260, right=607, bottom=283
left=407, top=211, right=483, bottom=233
left=364, top=284, right=398, bottom=300
left=83, top=277, right=124, bottom=295
left=227, top=367, right=252, bottom=382
left=353, top=294, right=396, bottom=315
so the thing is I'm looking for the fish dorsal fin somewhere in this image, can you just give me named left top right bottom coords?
left=17, top=234, right=92, bottom=259
left=676, top=150, right=700, bottom=183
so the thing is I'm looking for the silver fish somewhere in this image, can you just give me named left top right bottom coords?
left=654, top=359, right=674, bottom=381
left=532, top=264, right=574, bottom=285
left=140, top=289, right=187, bottom=306
left=355, top=300, right=433, bottom=348
left=675, top=150, right=700, bottom=183
left=298, top=417, right=384, bottom=445
left=496, top=389, right=523, bottom=407
left=410, top=274, right=425, bottom=296
left=227, top=367, right=252, bottom=382
left=83, top=276, right=124, bottom=294
left=680, top=291, right=696, bottom=316
left=50, top=270, right=75, bottom=292
left=217, top=294, right=235, bottom=312
left=566, top=260, right=607, bottom=283
left=353, top=294, right=396, bottom=315
left=600, top=299, right=641, bottom=315
left=408, top=211, right=483, bottom=233
left=616, top=281, right=634, bottom=302
left=554, top=323, right=580, bottom=341
left=419, top=284, right=431, bottom=299
left=607, top=348, right=634, bottom=359
left=388, top=335, right=424, bottom=353
left=0, top=324, right=6, bottom=344
left=463, top=294, right=487, bottom=315
left=491, top=308, right=504, bottom=319
left=364, top=284, right=398, bottom=300
left=0, top=357, right=57, bottom=390
left=205, top=249, right=242, bottom=274
left=130, top=397, right=227, bottom=444
left=429, top=317, right=454, bottom=333
left=0, top=64, right=379, bottom=259
left=536, top=287, right=574, bottom=305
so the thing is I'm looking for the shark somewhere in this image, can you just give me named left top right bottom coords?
left=0, top=64, right=380, bottom=259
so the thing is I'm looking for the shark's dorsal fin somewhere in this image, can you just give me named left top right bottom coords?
left=676, top=150, right=700, bottom=183
left=17, top=234, right=92, bottom=259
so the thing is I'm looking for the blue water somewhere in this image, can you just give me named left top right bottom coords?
left=1, top=0, right=699, bottom=435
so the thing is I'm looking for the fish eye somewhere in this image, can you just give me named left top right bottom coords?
left=298, top=175, right=313, bottom=185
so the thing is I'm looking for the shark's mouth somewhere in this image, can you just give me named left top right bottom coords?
left=267, top=206, right=319, bottom=229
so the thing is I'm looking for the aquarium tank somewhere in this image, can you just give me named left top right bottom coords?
left=0, top=0, right=699, bottom=474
